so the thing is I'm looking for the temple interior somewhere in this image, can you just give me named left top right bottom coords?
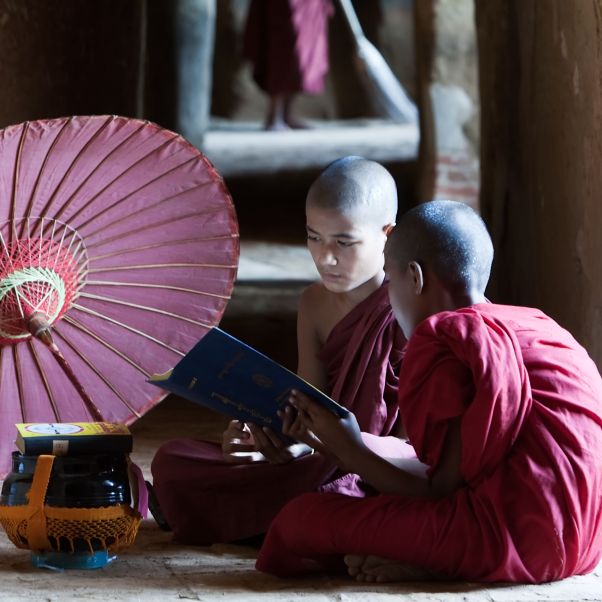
left=0, top=1, right=601, bottom=600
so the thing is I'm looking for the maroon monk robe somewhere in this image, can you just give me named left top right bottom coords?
left=243, top=0, right=334, bottom=96
left=256, top=304, right=602, bottom=583
left=150, top=283, right=407, bottom=544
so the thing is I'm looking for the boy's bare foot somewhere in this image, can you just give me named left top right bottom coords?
left=264, top=118, right=290, bottom=131
left=344, top=554, right=435, bottom=583
left=284, top=117, right=310, bottom=130
left=265, top=117, right=309, bottom=130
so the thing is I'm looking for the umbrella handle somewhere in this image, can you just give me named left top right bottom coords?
left=48, top=345, right=105, bottom=422
left=24, top=313, right=104, bottom=421
left=337, top=0, right=366, bottom=44
left=26, top=312, right=53, bottom=343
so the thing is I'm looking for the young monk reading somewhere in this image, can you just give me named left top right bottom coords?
left=256, top=200, right=602, bottom=583
left=150, top=156, right=411, bottom=544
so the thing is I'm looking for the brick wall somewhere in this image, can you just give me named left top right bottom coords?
left=434, top=150, right=480, bottom=211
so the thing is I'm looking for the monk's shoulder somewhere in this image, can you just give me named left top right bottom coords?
left=299, top=283, right=326, bottom=324
left=299, top=281, right=331, bottom=308
left=299, top=283, right=341, bottom=342
left=416, top=304, right=544, bottom=348
left=414, top=307, right=488, bottom=344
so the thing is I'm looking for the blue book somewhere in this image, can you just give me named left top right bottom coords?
left=148, top=328, right=349, bottom=435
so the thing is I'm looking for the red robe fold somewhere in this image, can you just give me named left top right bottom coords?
left=256, top=304, right=602, bottom=583
left=243, top=0, right=334, bottom=95
left=150, top=284, right=407, bottom=544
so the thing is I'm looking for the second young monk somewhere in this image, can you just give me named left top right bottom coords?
left=256, top=200, right=602, bottom=583
left=149, top=156, right=409, bottom=544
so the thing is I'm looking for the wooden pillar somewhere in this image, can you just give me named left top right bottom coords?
left=144, top=0, right=215, bottom=145
left=477, top=0, right=602, bottom=365
left=413, top=0, right=436, bottom=202
left=0, top=0, right=144, bottom=128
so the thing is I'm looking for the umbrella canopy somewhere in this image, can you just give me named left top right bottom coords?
left=0, top=116, right=239, bottom=477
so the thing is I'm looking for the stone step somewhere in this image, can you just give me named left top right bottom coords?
left=202, top=118, right=419, bottom=178
left=224, top=280, right=307, bottom=318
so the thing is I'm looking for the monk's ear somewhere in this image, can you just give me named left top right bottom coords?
left=408, top=261, right=424, bottom=294
left=383, top=223, right=395, bottom=237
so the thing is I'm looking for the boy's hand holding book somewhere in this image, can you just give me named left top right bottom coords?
left=279, top=402, right=325, bottom=455
left=221, top=418, right=313, bottom=465
left=221, top=420, right=260, bottom=464
left=247, top=423, right=313, bottom=464
left=284, top=389, right=364, bottom=471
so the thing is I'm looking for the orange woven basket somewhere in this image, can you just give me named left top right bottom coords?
left=0, top=454, right=141, bottom=555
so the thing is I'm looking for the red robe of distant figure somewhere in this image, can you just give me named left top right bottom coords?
left=243, top=0, right=334, bottom=96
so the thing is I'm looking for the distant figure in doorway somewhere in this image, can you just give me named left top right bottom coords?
left=243, top=0, right=334, bottom=130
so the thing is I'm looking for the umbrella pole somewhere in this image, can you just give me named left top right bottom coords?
left=27, top=313, right=105, bottom=422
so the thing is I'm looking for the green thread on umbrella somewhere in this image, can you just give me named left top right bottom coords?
left=0, top=217, right=88, bottom=344
left=0, top=267, right=67, bottom=340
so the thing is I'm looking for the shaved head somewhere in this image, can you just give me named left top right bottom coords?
left=387, top=200, right=493, bottom=294
left=307, top=156, right=397, bottom=225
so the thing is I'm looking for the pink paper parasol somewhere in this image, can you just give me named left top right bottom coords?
left=0, top=115, right=239, bottom=477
